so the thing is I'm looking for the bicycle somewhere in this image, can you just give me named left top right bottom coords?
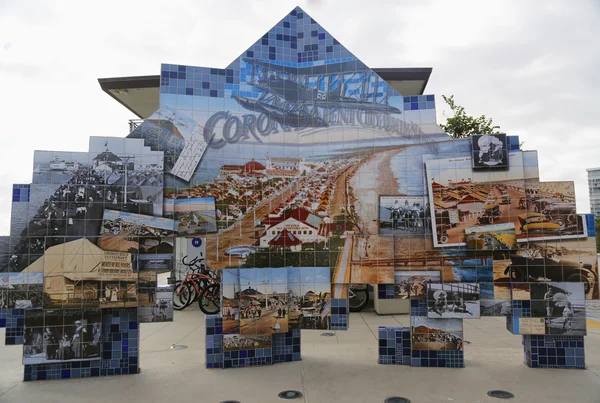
left=175, top=255, right=212, bottom=305
left=172, top=256, right=221, bottom=314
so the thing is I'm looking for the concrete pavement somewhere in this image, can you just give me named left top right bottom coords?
left=1, top=305, right=600, bottom=402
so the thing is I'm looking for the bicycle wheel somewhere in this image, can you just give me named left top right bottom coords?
left=190, top=279, right=208, bottom=304
left=199, top=284, right=220, bottom=315
left=173, top=282, right=192, bottom=311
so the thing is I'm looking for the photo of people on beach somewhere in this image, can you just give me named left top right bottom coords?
left=411, top=317, right=464, bottom=351
left=379, top=196, right=432, bottom=237
left=427, top=283, right=480, bottom=318
left=394, top=270, right=440, bottom=300
left=530, top=282, right=586, bottom=336
left=223, top=334, right=272, bottom=352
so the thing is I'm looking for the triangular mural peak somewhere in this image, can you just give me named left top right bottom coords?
left=152, top=8, right=442, bottom=184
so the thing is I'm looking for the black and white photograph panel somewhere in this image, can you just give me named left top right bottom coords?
left=480, top=300, right=511, bottom=316
left=530, top=282, right=586, bottom=328
left=545, top=307, right=587, bottom=336
left=23, top=308, right=102, bottom=365
left=137, top=287, right=174, bottom=323
left=394, top=270, right=441, bottom=300
left=32, top=151, right=92, bottom=185
left=379, top=196, right=432, bottom=237
left=427, top=282, right=481, bottom=318
left=471, top=134, right=508, bottom=168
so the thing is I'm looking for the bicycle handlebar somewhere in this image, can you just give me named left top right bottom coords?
left=181, top=255, right=206, bottom=267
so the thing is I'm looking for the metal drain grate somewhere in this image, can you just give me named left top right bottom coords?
left=321, top=332, right=335, bottom=337
left=170, top=344, right=188, bottom=350
left=384, top=397, right=411, bottom=403
left=278, top=390, right=303, bottom=399
left=488, top=390, right=515, bottom=399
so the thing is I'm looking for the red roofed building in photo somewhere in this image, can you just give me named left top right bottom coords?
left=268, top=228, right=303, bottom=252
left=243, top=160, right=266, bottom=175
left=259, top=207, right=326, bottom=248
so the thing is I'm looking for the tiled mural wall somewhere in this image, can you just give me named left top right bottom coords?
left=0, top=6, right=596, bottom=381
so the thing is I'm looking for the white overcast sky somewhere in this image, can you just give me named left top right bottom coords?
left=1, top=0, right=599, bottom=234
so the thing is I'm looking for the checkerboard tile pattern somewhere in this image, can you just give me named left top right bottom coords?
left=0, top=309, right=6, bottom=328
left=511, top=300, right=531, bottom=318
left=272, top=328, right=301, bottom=363
left=507, top=135, right=520, bottom=150
left=5, top=309, right=24, bottom=345
left=24, top=308, right=139, bottom=381
left=523, top=335, right=585, bottom=369
left=330, top=298, right=349, bottom=330
left=205, top=315, right=224, bottom=369
left=205, top=315, right=301, bottom=369
left=378, top=326, right=411, bottom=365
left=377, top=285, right=395, bottom=300
left=403, top=95, right=435, bottom=111
left=410, top=300, right=428, bottom=317
left=411, top=350, right=464, bottom=368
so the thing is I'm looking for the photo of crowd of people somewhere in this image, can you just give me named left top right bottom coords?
left=379, top=196, right=432, bottom=237
left=239, top=289, right=289, bottom=335
left=0, top=272, right=43, bottom=309
left=223, top=334, right=272, bottom=352
left=427, top=283, right=480, bottom=318
left=394, top=270, right=440, bottom=300
left=6, top=139, right=165, bottom=273
left=221, top=267, right=331, bottom=334
left=296, top=283, right=331, bottom=330
left=23, top=308, right=102, bottom=364
left=411, top=317, right=464, bottom=351
left=230, top=268, right=290, bottom=335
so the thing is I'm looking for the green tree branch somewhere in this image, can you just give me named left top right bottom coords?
left=439, top=95, right=502, bottom=138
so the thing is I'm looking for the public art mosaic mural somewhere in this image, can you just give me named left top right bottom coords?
left=0, top=6, right=597, bottom=380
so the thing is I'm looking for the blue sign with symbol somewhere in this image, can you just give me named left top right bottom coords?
left=191, top=238, right=203, bottom=248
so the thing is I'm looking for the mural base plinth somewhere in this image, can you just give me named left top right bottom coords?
left=523, top=335, right=585, bottom=369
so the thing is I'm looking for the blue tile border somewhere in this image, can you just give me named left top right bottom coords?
left=205, top=314, right=301, bottom=369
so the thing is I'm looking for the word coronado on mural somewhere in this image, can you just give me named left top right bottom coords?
left=202, top=109, right=425, bottom=148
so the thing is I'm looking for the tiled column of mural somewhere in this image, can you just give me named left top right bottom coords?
left=2, top=137, right=177, bottom=380
left=1, top=5, right=597, bottom=380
